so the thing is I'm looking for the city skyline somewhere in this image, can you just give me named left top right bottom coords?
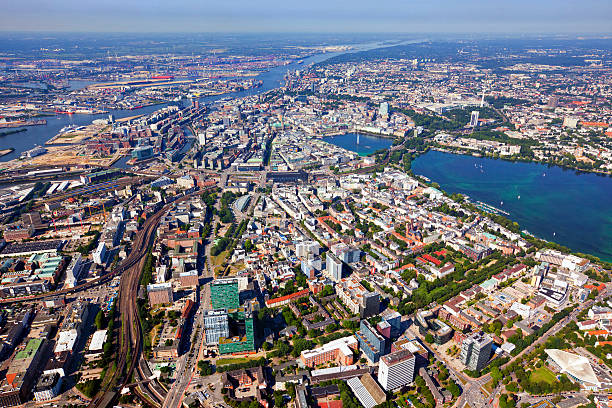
left=1, top=0, right=611, bottom=34
left=0, top=2, right=611, bottom=407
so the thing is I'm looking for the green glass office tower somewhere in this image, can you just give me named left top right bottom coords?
left=218, top=307, right=255, bottom=354
left=210, top=278, right=239, bottom=310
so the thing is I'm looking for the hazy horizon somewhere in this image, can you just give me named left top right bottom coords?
left=1, top=0, right=611, bottom=34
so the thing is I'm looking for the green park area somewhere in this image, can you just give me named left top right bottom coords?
left=529, top=366, right=557, bottom=385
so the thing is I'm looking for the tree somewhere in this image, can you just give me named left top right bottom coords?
left=490, top=366, right=503, bottom=386
left=274, top=392, right=284, bottom=407
left=447, top=380, right=461, bottom=397
left=291, top=337, right=314, bottom=357
left=425, top=333, right=434, bottom=344
left=319, top=285, right=335, bottom=298
left=275, top=341, right=291, bottom=356
left=95, top=310, right=106, bottom=330
left=197, top=360, right=214, bottom=376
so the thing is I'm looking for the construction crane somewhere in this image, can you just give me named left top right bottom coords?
left=87, top=202, right=107, bottom=221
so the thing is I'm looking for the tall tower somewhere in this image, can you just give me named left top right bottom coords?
left=470, top=111, right=480, bottom=128
left=210, top=278, right=239, bottom=310
left=460, top=332, right=493, bottom=372
left=378, top=349, right=416, bottom=391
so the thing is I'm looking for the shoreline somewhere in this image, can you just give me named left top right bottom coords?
left=319, top=130, right=398, bottom=140
left=412, top=149, right=612, bottom=263
left=431, top=146, right=612, bottom=177
left=320, top=133, right=394, bottom=158
left=0, top=128, right=27, bottom=138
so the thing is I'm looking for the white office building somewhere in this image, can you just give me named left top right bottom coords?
left=378, top=349, right=416, bottom=391
left=325, top=253, right=343, bottom=283
left=203, top=310, right=229, bottom=345
left=65, top=253, right=83, bottom=288
left=461, top=331, right=493, bottom=372
left=93, top=242, right=107, bottom=265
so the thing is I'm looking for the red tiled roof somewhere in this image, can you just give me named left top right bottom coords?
left=266, top=289, right=310, bottom=306
left=423, top=254, right=442, bottom=266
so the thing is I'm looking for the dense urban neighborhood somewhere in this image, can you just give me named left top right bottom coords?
left=0, top=34, right=610, bottom=408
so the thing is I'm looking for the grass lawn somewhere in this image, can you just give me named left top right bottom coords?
left=229, top=262, right=245, bottom=274
left=211, top=250, right=228, bottom=266
left=216, top=357, right=255, bottom=366
left=529, top=366, right=557, bottom=384
left=483, top=378, right=495, bottom=393
left=211, top=250, right=229, bottom=275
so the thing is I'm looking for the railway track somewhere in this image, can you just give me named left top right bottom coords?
left=87, top=207, right=164, bottom=408
left=88, top=191, right=200, bottom=408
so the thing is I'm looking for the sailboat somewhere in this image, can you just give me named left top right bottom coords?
left=356, top=134, right=360, bottom=145
left=500, top=201, right=504, bottom=206
left=517, top=195, right=521, bottom=200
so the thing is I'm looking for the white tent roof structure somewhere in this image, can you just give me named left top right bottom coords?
left=545, top=349, right=600, bottom=387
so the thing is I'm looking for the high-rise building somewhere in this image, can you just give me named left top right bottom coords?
left=210, top=278, right=240, bottom=310
left=326, top=253, right=343, bottom=283
left=203, top=310, right=230, bottom=345
left=65, top=253, right=83, bottom=288
left=198, top=133, right=206, bottom=146
left=33, top=372, right=62, bottom=402
left=460, top=331, right=493, bottom=372
left=331, top=242, right=361, bottom=264
left=470, top=111, right=480, bottom=127
left=217, top=307, right=255, bottom=354
left=378, top=349, right=416, bottom=391
left=0, top=338, right=46, bottom=405
left=379, top=102, right=389, bottom=117
left=337, top=277, right=380, bottom=318
left=93, top=242, right=107, bottom=265
left=296, top=241, right=320, bottom=259
left=547, top=96, right=559, bottom=109
left=356, top=320, right=387, bottom=363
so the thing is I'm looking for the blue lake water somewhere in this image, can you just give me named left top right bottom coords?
left=322, top=133, right=394, bottom=156
left=412, top=150, right=612, bottom=261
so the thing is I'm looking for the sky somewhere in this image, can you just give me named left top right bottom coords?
left=1, top=0, right=611, bottom=34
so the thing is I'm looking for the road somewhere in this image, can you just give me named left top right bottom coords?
left=164, top=197, right=216, bottom=408
left=453, top=292, right=607, bottom=408
left=88, top=192, right=201, bottom=408
left=87, top=202, right=166, bottom=408
left=164, top=285, right=209, bottom=408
